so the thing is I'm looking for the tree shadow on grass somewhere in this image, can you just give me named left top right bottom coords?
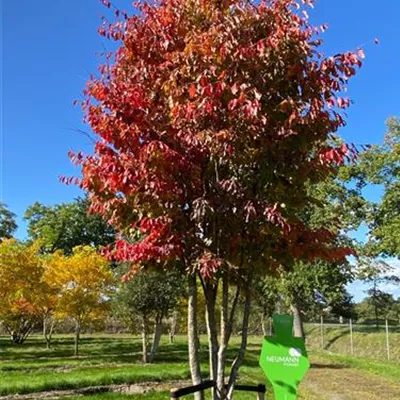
left=0, top=335, right=144, bottom=361
left=310, top=362, right=348, bottom=370
left=323, top=330, right=350, bottom=351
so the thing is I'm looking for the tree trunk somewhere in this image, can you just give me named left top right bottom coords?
left=204, top=282, right=219, bottom=389
left=291, top=301, right=304, bottom=339
left=187, top=274, right=204, bottom=400
left=48, top=318, right=55, bottom=348
left=373, top=281, right=379, bottom=330
left=169, top=310, right=178, bottom=344
left=45, top=321, right=51, bottom=349
left=44, top=315, right=56, bottom=349
left=74, top=320, right=81, bottom=356
left=149, top=312, right=163, bottom=363
left=261, top=309, right=267, bottom=336
left=374, top=303, right=379, bottom=330
left=216, top=273, right=229, bottom=400
left=8, top=319, right=35, bottom=345
left=226, top=274, right=252, bottom=399
left=142, top=315, right=149, bottom=363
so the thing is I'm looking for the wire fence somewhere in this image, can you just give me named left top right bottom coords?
left=304, top=320, right=400, bottom=362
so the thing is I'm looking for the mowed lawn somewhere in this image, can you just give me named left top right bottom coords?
left=0, top=334, right=312, bottom=399
left=1, top=334, right=400, bottom=399
left=0, top=334, right=193, bottom=396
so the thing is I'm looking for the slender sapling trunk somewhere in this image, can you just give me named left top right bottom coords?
left=187, top=274, right=204, bottom=400
left=169, top=310, right=178, bottom=344
left=74, top=320, right=81, bottom=356
left=149, top=312, right=163, bottom=363
left=142, top=314, right=149, bottom=363
left=291, top=301, right=304, bottom=339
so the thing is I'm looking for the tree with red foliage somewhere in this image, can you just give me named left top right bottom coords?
left=68, top=0, right=362, bottom=398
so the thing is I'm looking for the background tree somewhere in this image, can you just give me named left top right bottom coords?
left=24, top=197, right=115, bottom=254
left=346, top=117, right=400, bottom=328
left=113, top=267, right=185, bottom=363
left=38, top=287, right=59, bottom=350
left=357, top=259, right=400, bottom=328
left=0, top=240, right=43, bottom=343
left=387, top=298, right=400, bottom=325
left=281, top=260, right=354, bottom=336
left=253, top=275, right=280, bottom=336
left=356, top=292, right=397, bottom=325
left=274, top=157, right=367, bottom=337
left=45, top=246, right=114, bottom=355
left=39, top=256, right=62, bottom=349
left=0, top=202, right=17, bottom=240
left=256, top=258, right=355, bottom=338
left=329, top=289, right=357, bottom=321
left=69, top=0, right=363, bottom=397
left=354, top=117, right=400, bottom=259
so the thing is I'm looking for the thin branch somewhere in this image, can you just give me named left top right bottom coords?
left=71, top=128, right=97, bottom=145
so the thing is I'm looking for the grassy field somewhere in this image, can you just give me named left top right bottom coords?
left=1, top=333, right=399, bottom=399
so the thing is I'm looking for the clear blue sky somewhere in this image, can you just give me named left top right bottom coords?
left=2, top=1, right=399, bottom=300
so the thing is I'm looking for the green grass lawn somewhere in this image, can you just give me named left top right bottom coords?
left=310, top=350, right=400, bottom=381
left=0, top=335, right=194, bottom=396
left=1, top=333, right=399, bottom=399
left=0, top=334, right=311, bottom=399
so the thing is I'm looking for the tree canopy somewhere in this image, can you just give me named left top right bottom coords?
left=45, top=246, right=114, bottom=354
left=354, top=117, right=400, bottom=258
left=24, top=197, right=115, bottom=254
left=113, top=267, right=185, bottom=362
left=0, top=240, right=46, bottom=343
left=70, top=0, right=360, bottom=275
left=68, top=0, right=364, bottom=397
left=0, top=203, right=17, bottom=240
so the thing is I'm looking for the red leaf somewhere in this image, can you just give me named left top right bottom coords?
left=188, top=84, right=196, bottom=99
left=228, top=99, right=238, bottom=110
left=199, top=75, right=208, bottom=88
left=231, top=83, right=239, bottom=95
left=257, top=40, right=265, bottom=54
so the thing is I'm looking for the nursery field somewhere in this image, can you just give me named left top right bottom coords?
left=1, top=334, right=400, bottom=400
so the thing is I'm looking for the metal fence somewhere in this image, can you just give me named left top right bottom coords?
left=304, top=320, right=400, bottom=362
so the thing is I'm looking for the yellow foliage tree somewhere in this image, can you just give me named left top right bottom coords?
left=0, top=239, right=49, bottom=344
left=44, top=246, right=114, bottom=355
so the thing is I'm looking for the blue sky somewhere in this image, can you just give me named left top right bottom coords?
left=1, top=0, right=399, bottom=301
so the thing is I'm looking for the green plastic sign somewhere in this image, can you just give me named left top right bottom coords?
left=259, top=314, right=310, bottom=400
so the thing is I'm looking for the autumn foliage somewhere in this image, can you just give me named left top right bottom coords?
left=0, top=240, right=53, bottom=344
left=69, top=0, right=360, bottom=278
left=45, top=246, right=114, bottom=354
left=0, top=240, right=112, bottom=348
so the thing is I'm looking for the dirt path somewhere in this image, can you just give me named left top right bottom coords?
left=302, top=358, right=400, bottom=400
